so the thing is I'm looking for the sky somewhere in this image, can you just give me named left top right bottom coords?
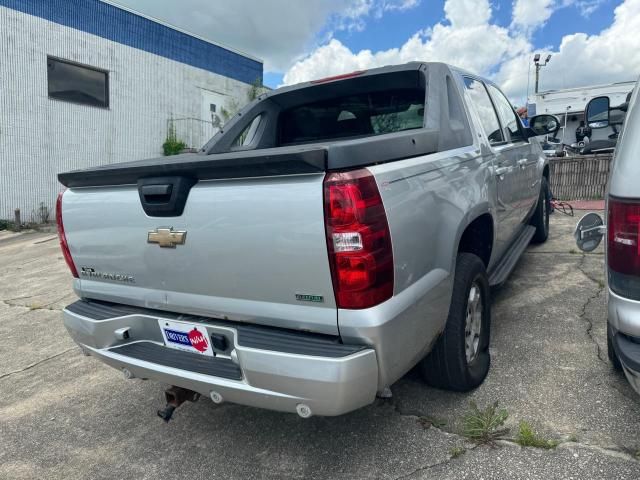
left=108, top=0, right=640, bottom=105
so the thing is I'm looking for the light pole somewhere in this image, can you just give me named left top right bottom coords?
left=534, top=53, right=552, bottom=94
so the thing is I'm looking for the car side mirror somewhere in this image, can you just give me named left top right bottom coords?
left=585, top=96, right=610, bottom=129
left=574, top=213, right=606, bottom=252
left=528, top=114, right=560, bottom=137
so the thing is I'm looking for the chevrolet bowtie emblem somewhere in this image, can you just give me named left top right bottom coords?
left=147, top=227, right=187, bottom=248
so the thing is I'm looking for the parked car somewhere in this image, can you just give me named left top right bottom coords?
left=56, top=62, right=558, bottom=419
left=575, top=81, right=640, bottom=395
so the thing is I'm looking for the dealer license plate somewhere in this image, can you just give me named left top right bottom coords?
left=158, top=320, right=214, bottom=357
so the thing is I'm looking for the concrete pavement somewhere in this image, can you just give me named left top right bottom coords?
left=0, top=213, right=638, bottom=479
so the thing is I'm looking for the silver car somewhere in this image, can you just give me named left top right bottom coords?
left=576, top=81, right=640, bottom=394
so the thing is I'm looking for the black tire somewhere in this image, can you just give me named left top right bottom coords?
left=420, top=253, right=491, bottom=391
left=608, top=327, right=623, bottom=372
left=530, top=176, right=550, bottom=244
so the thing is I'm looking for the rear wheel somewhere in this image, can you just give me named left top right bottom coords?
left=531, top=177, right=550, bottom=244
left=420, top=253, right=491, bottom=391
left=608, top=327, right=623, bottom=372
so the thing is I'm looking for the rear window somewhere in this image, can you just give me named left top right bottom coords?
left=278, top=88, right=425, bottom=146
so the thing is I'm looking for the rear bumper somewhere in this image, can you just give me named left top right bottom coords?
left=63, top=300, right=378, bottom=416
left=608, top=290, right=640, bottom=394
left=612, top=330, right=640, bottom=395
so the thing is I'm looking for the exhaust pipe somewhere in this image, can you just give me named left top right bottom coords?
left=157, top=386, right=200, bottom=423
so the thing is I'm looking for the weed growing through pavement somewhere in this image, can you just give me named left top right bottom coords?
left=418, top=416, right=447, bottom=430
left=461, top=401, right=508, bottom=445
left=515, top=421, right=559, bottom=449
left=449, top=446, right=466, bottom=458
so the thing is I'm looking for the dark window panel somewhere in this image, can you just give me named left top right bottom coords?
left=47, top=57, right=109, bottom=108
left=278, top=88, right=425, bottom=146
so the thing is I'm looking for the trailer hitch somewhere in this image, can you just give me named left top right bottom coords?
left=157, top=386, right=200, bottom=423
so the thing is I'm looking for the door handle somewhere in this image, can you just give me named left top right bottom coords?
left=517, top=159, right=528, bottom=168
left=494, top=166, right=509, bottom=178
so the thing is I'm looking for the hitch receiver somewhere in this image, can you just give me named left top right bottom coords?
left=157, top=386, right=200, bottom=423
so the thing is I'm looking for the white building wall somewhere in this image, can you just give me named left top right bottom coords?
left=0, top=6, right=254, bottom=222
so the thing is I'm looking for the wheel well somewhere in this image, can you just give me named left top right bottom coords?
left=458, top=214, right=494, bottom=267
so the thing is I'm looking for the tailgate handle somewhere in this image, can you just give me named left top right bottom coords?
left=137, top=176, right=196, bottom=217
left=141, top=184, right=173, bottom=203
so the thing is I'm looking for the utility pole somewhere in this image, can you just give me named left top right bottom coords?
left=533, top=53, right=552, bottom=94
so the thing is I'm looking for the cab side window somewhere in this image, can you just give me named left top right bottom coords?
left=487, top=84, right=525, bottom=143
left=463, top=77, right=504, bottom=145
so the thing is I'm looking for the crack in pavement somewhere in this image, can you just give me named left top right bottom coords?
left=389, top=400, right=479, bottom=480
left=1, top=293, right=68, bottom=313
left=0, top=299, right=31, bottom=310
left=389, top=353, right=640, bottom=466
left=391, top=439, right=639, bottom=480
left=392, top=455, right=462, bottom=480
left=576, top=253, right=608, bottom=364
left=0, top=347, right=76, bottom=381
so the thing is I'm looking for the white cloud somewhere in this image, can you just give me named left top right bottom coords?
left=283, top=0, right=640, bottom=107
left=106, top=0, right=420, bottom=72
left=497, top=0, right=640, bottom=101
left=444, top=0, right=491, bottom=27
left=284, top=0, right=530, bottom=85
left=511, top=0, right=555, bottom=32
left=565, top=0, right=606, bottom=17
left=511, top=0, right=606, bottom=35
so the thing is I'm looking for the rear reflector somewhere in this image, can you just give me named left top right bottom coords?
left=608, top=196, right=640, bottom=300
left=323, top=169, right=393, bottom=309
left=56, top=190, right=79, bottom=278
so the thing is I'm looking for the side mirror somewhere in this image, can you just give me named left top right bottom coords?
left=585, top=96, right=610, bottom=129
left=574, top=213, right=605, bottom=252
left=528, top=114, right=560, bottom=137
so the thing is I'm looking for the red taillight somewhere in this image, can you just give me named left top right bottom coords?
left=56, top=190, right=79, bottom=278
left=323, top=169, right=393, bottom=309
left=608, top=197, right=640, bottom=299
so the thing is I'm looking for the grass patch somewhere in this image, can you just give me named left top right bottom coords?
left=462, top=401, right=509, bottom=444
left=418, top=416, right=447, bottom=430
left=567, top=433, right=578, bottom=443
left=449, top=446, right=466, bottom=458
left=569, top=249, right=578, bottom=254
left=0, top=219, right=16, bottom=231
left=515, top=421, right=559, bottom=449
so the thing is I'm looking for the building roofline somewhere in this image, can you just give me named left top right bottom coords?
left=535, top=80, right=636, bottom=97
left=100, top=0, right=262, bottom=64
left=1, top=0, right=263, bottom=84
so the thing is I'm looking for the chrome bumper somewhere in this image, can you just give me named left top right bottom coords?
left=608, top=291, right=640, bottom=395
left=63, top=305, right=378, bottom=416
left=612, top=329, right=640, bottom=395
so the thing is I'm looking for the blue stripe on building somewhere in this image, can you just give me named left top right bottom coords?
left=0, top=0, right=263, bottom=85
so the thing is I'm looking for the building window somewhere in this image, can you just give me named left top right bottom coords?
left=47, top=57, right=109, bottom=108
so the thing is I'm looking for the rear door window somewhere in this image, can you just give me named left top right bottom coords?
left=463, top=77, right=504, bottom=145
left=278, top=88, right=425, bottom=146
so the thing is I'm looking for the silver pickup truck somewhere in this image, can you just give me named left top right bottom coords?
left=57, top=62, right=558, bottom=419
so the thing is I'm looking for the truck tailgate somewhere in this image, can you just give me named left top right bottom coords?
left=62, top=173, right=338, bottom=335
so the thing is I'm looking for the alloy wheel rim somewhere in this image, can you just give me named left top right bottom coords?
left=465, top=281, right=483, bottom=363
